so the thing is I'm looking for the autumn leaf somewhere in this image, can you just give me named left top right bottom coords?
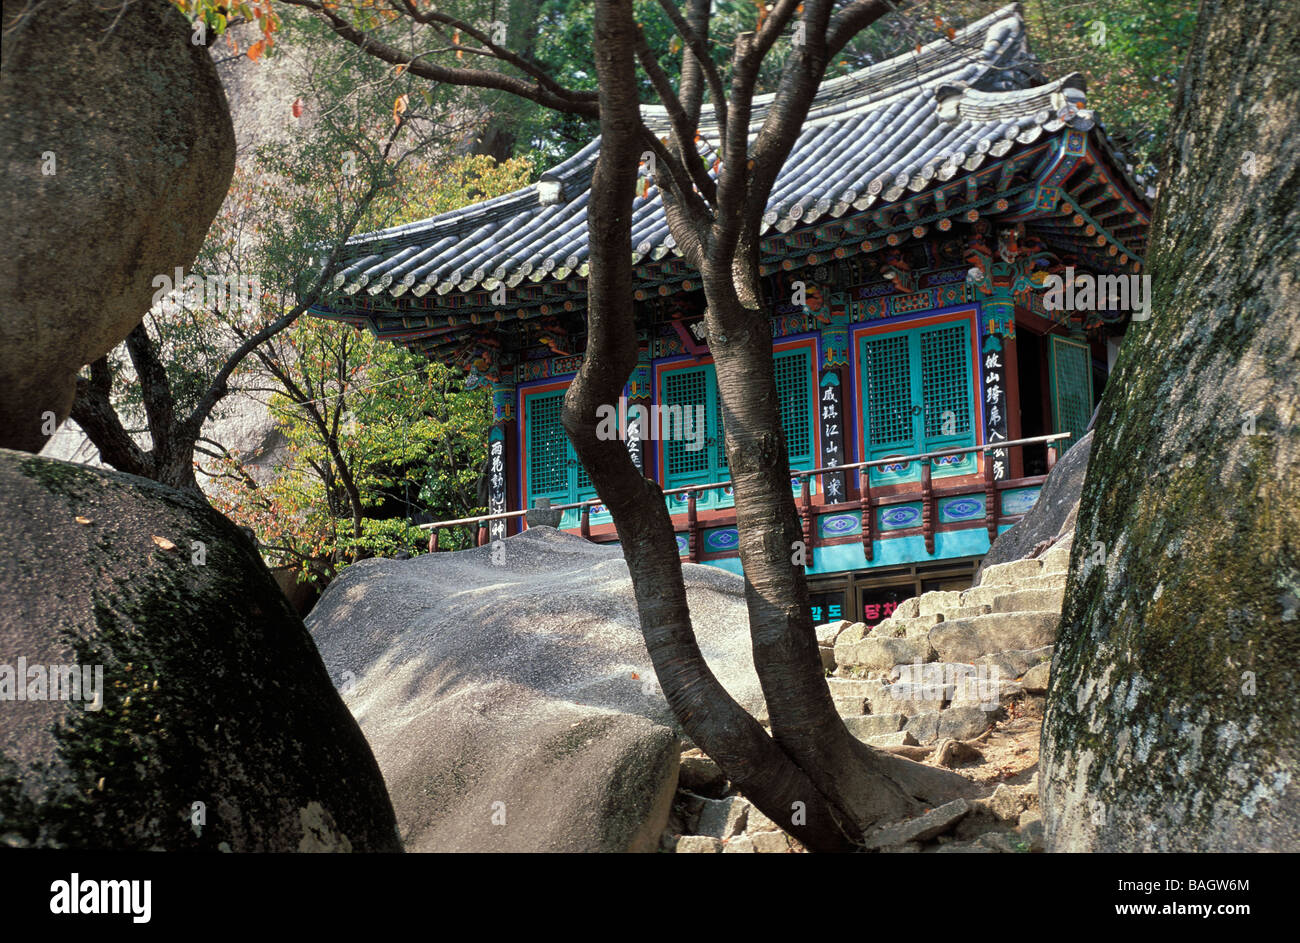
left=630, top=672, right=640, bottom=680
left=152, top=536, right=177, bottom=551
left=247, top=40, right=266, bottom=61
left=75, top=516, right=92, bottom=525
left=291, top=97, right=305, bottom=118
left=393, top=94, right=409, bottom=124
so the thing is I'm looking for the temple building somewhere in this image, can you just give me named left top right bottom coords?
left=306, top=5, right=1151, bottom=627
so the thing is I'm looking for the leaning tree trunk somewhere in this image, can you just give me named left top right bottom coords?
left=1040, top=0, right=1300, bottom=851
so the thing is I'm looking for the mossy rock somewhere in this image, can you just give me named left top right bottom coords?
left=0, top=451, right=400, bottom=851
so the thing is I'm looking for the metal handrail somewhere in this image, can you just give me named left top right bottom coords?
left=417, top=431, right=1072, bottom=532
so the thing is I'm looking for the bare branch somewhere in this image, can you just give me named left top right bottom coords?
left=653, top=0, right=727, bottom=140
left=279, top=0, right=599, bottom=118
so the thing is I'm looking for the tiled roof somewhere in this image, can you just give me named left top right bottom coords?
left=321, top=4, right=1151, bottom=306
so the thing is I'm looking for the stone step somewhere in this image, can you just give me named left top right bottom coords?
left=960, top=584, right=1064, bottom=613
left=976, top=645, right=1054, bottom=680
left=863, top=730, right=919, bottom=748
left=1039, top=541, right=1073, bottom=576
left=1021, top=662, right=1050, bottom=693
left=826, top=678, right=881, bottom=699
left=892, top=662, right=984, bottom=686
left=902, top=705, right=995, bottom=744
left=872, top=681, right=945, bottom=716
left=892, top=597, right=921, bottom=620
left=979, top=557, right=1045, bottom=587
left=1015, top=572, right=1069, bottom=592
left=928, top=611, right=1060, bottom=663
left=815, top=619, right=855, bottom=646
left=945, top=604, right=993, bottom=620
left=917, top=590, right=964, bottom=617
left=835, top=634, right=934, bottom=671
left=833, top=695, right=867, bottom=717
left=870, top=613, right=943, bottom=638
left=950, top=677, right=1025, bottom=708
left=843, top=713, right=906, bottom=742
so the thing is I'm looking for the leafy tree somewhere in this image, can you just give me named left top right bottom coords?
left=278, top=0, right=1007, bottom=852
left=1024, top=0, right=1198, bottom=176
left=210, top=149, right=528, bottom=581
left=209, top=318, right=491, bottom=581
left=67, top=16, right=429, bottom=494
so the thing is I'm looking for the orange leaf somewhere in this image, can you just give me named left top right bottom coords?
left=630, top=672, right=640, bottom=680
left=152, top=535, right=177, bottom=551
left=247, top=40, right=265, bottom=61
left=292, top=97, right=305, bottom=118
left=75, top=516, right=92, bottom=525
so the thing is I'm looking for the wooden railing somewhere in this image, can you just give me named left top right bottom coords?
left=420, top=432, right=1073, bottom=558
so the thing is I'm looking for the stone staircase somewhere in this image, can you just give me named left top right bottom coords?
left=822, top=537, right=1072, bottom=749
left=663, top=535, right=1073, bottom=852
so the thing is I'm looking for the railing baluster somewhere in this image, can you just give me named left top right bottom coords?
left=799, top=473, right=814, bottom=568
left=687, top=490, right=699, bottom=563
left=580, top=502, right=591, bottom=541
left=860, top=471, right=874, bottom=561
left=984, top=450, right=999, bottom=549
left=921, top=461, right=935, bottom=555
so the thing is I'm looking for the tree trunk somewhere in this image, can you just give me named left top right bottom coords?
left=1040, top=0, right=1300, bottom=851
left=565, top=0, right=880, bottom=852
left=702, top=264, right=975, bottom=834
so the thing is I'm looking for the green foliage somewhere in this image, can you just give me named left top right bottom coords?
left=1024, top=0, right=1198, bottom=176
left=214, top=317, right=493, bottom=581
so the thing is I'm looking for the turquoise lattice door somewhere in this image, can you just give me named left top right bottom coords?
left=860, top=321, right=976, bottom=486
left=525, top=388, right=598, bottom=528
left=660, top=350, right=814, bottom=511
left=1049, top=335, right=1093, bottom=454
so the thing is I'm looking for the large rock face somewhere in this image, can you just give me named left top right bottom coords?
left=974, top=430, right=1092, bottom=583
left=307, top=527, right=768, bottom=852
left=0, top=451, right=400, bottom=851
left=1041, top=2, right=1300, bottom=852
left=0, top=0, right=236, bottom=452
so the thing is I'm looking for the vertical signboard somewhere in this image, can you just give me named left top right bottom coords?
left=819, top=371, right=847, bottom=502
left=488, top=426, right=507, bottom=541
left=981, top=336, right=1009, bottom=481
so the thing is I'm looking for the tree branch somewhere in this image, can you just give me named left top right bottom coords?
left=69, top=357, right=149, bottom=477
left=279, top=0, right=599, bottom=118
